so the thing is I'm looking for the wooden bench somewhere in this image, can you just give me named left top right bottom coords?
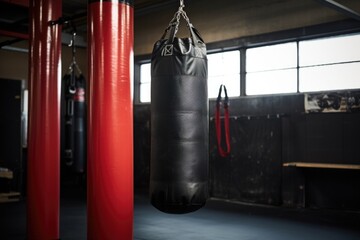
left=0, top=192, right=20, bottom=203
left=283, top=162, right=360, bottom=170
left=0, top=171, right=13, bottom=179
left=0, top=169, right=20, bottom=203
left=282, top=162, right=360, bottom=208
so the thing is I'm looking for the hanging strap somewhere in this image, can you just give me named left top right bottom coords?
left=215, top=84, right=231, bottom=157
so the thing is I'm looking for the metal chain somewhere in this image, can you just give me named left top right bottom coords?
left=180, top=0, right=184, bottom=9
left=176, top=0, right=190, bottom=25
left=165, top=0, right=191, bottom=37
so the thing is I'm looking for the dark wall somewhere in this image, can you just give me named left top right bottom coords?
left=134, top=93, right=360, bottom=210
left=208, top=94, right=303, bottom=206
left=134, top=105, right=151, bottom=189
left=0, top=79, right=23, bottom=193
left=282, top=113, right=360, bottom=210
left=283, top=113, right=360, bottom=165
left=209, top=117, right=283, bottom=205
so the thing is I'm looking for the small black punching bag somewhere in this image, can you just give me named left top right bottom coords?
left=150, top=2, right=209, bottom=214
left=72, top=74, right=86, bottom=173
left=61, top=29, right=87, bottom=174
left=62, top=72, right=87, bottom=173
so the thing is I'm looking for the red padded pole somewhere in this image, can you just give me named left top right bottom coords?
left=27, top=0, right=61, bottom=239
left=87, top=0, right=134, bottom=239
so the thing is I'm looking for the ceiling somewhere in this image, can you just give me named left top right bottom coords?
left=1, top=0, right=360, bottom=49
left=0, top=0, right=178, bottom=45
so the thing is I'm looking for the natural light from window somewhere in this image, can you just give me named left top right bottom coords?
left=139, top=33, right=360, bottom=102
left=299, top=34, right=360, bottom=92
left=207, top=50, right=240, bottom=98
left=140, top=63, right=151, bottom=103
left=246, top=42, right=297, bottom=95
left=140, top=51, right=241, bottom=102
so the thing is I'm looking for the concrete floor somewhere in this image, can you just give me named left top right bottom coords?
left=1, top=191, right=360, bottom=240
left=134, top=194, right=360, bottom=240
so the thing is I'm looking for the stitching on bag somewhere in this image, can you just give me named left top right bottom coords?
left=162, top=44, right=173, bottom=56
left=195, top=48, right=202, bottom=58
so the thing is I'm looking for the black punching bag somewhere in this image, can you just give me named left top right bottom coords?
left=62, top=72, right=86, bottom=173
left=150, top=4, right=209, bottom=214
left=72, top=74, right=86, bottom=173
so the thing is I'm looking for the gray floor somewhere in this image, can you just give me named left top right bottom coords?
left=1, top=192, right=360, bottom=239
left=134, top=194, right=360, bottom=240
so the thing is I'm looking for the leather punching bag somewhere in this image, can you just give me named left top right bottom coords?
left=150, top=4, right=209, bottom=214
left=62, top=73, right=86, bottom=173
left=73, top=75, right=86, bottom=173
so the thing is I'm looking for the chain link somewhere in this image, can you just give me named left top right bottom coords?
left=164, top=0, right=191, bottom=36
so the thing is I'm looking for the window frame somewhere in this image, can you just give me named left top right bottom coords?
left=134, top=20, right=360, bottom=104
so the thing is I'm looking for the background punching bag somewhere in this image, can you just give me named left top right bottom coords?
left=62, top=72, right=86, bottom=173
left=61, top=30, right=86, bottom=174
left=150, top=3, right=209, bottom=214
left=73, top=75, right=86, bottom=173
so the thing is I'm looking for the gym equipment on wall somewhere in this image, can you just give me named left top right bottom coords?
left=61, top=26, right=86, bottom=173
left=215, top=84, right=231, bottom=157
left=150, top=0, right=209, bottom=214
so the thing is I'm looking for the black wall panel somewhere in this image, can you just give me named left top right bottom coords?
left=210, top=117, right=282, bottom=205
left=282, top=112, right=360, bottom=209
left=134, top=105, right=151, bottom=188
left=0, top=79, right=23, bottom=193
left=133, top=94, right=360, bottom=209
left=282, top=113, right=360, bottom=165
left=343, top=114, right=360, bottom=164
left=306, top=169, right=360, bottom=210
left=306, top=114, right=343, bottom=163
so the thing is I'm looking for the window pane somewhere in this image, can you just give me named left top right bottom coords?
left=246, top=69, right=297, bottom=95
left=140, top=63, right=151, bottom=103
left=140, top=63, right=151, bottom=83
left=300, top=34, right=360, bottom=67
left=208, top=51, right=240, bottom=76
left=207, top=50, right=240, bottom=98
left=299, top=62, right=360, bottom=92
left=140, top=82, right=151, bottom=103
left=208, top=74, right=240, bottom=98
left=247, top=42, right=297, bottom=72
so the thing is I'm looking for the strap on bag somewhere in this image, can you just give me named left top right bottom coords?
left=215, top=85, right=231, bottom=157
left=160, top=0, right=204, bottom=47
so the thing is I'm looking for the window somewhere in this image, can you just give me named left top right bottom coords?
left=137, top=33, right=360, bottom=102
left=139, top=51, right=241, bottom=102
left=207, top=50, right=240, bottom=98
left=246, top=42, right=297, bottom=95
left=299, top=34, right=360, bottom=92
left=139, top=63, right=151, bottom=103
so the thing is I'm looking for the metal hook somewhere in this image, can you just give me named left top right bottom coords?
left=71, top=31, right=77, bottom=62
left=179, top=0, right=184, bottom=10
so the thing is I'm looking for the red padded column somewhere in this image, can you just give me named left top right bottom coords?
left=87, top=0, right=134, bottom=239
left=27, top=0, right=62, bottom=239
